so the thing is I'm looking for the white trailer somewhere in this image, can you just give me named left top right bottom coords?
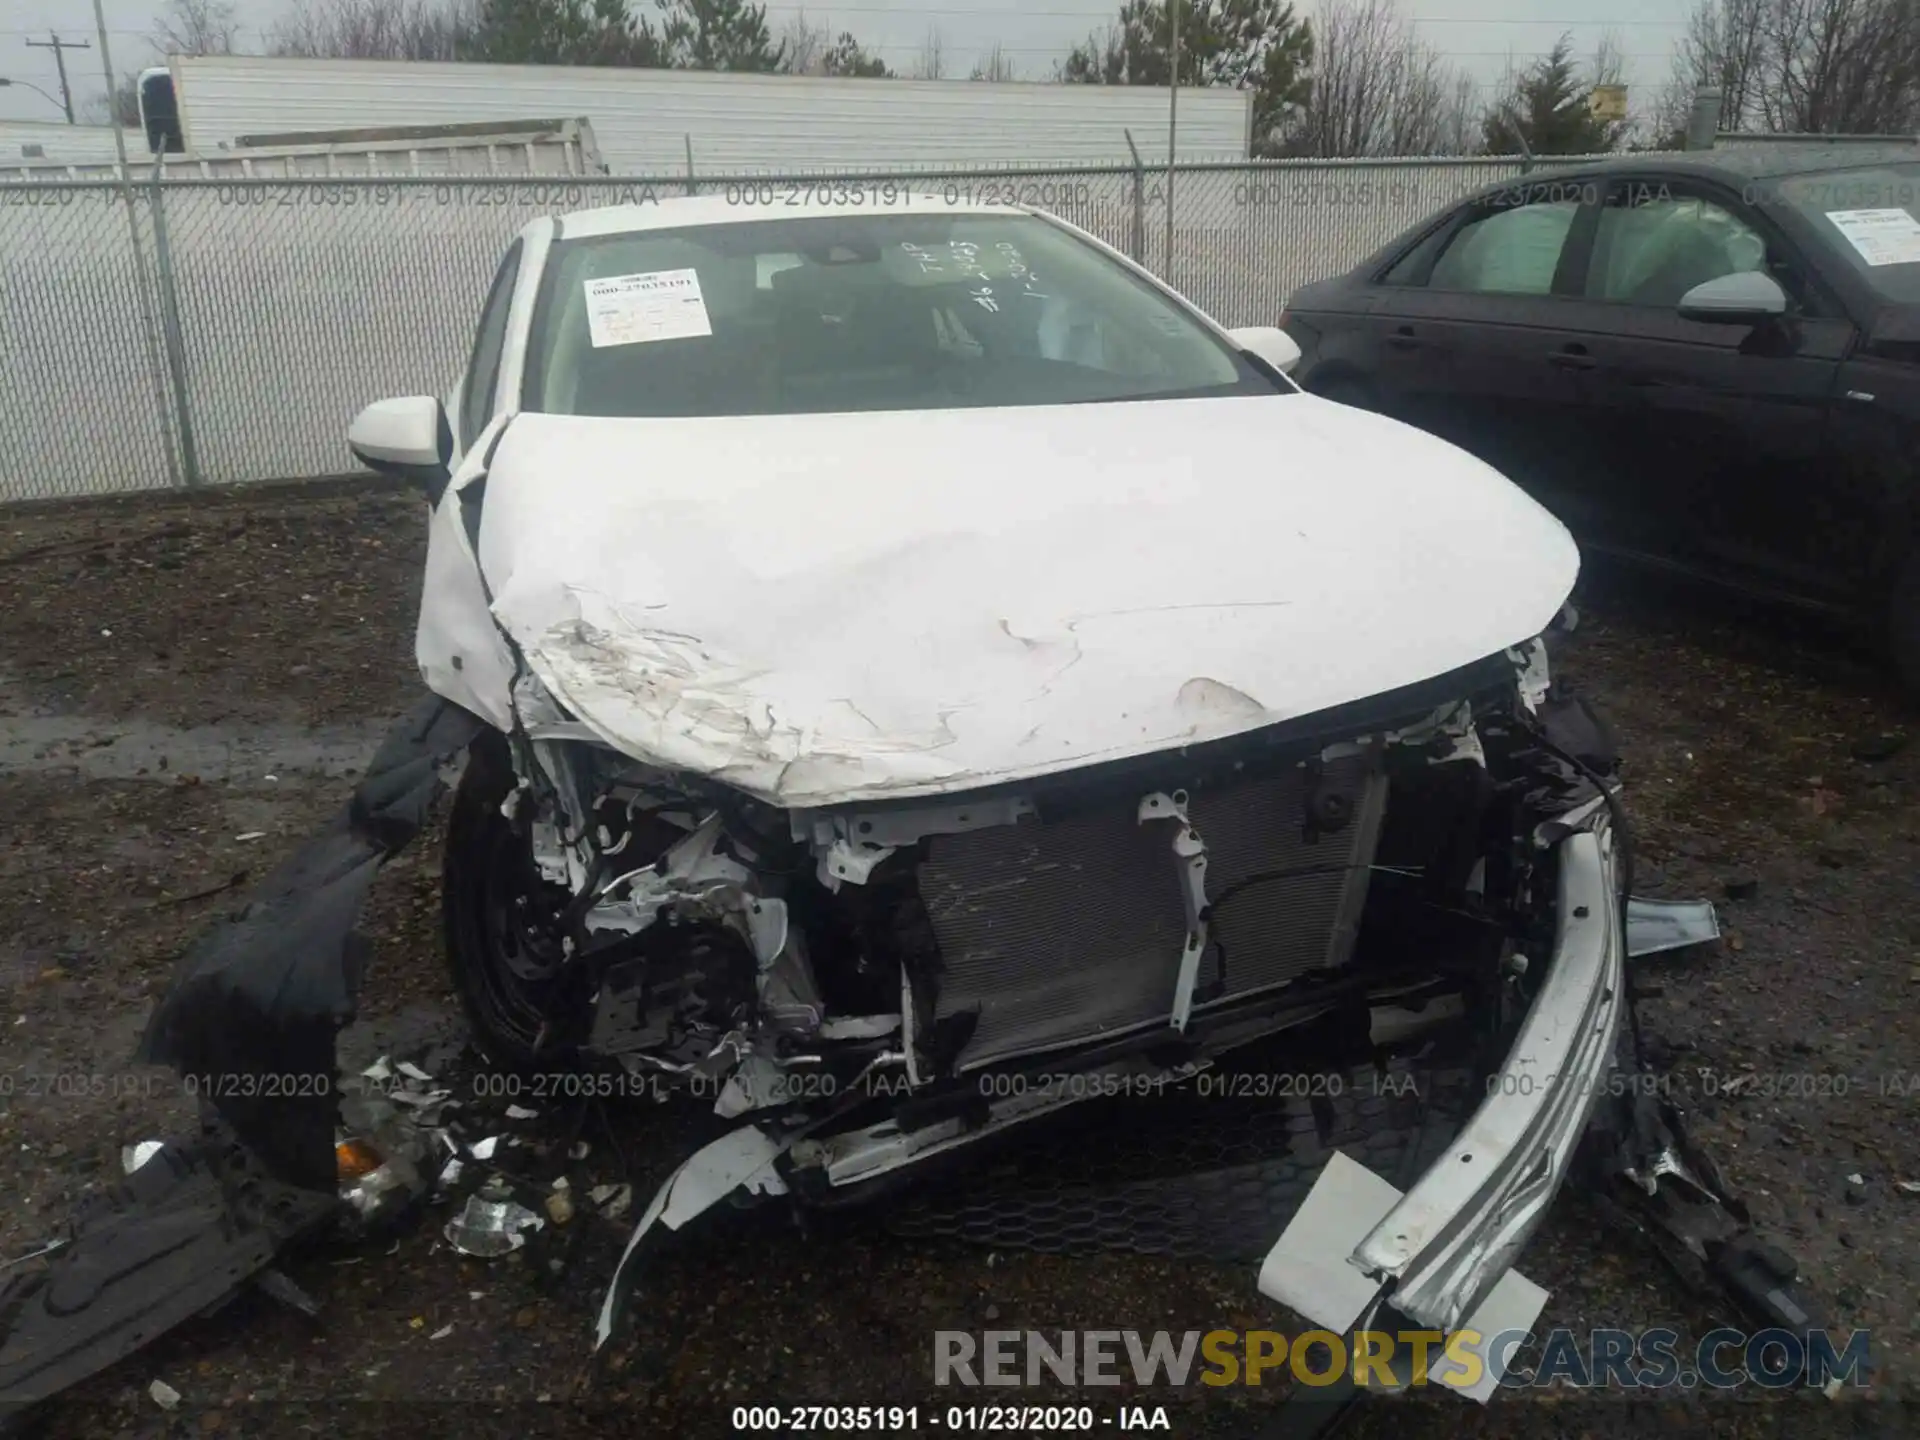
left=1, top=116, right=607, bottom=181
left=166, top=54, right=1254, bottom=174
left=0, top=121, right=147, bottom=174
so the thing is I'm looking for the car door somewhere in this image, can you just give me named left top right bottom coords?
left=1355, top=184, right=1606, bottom=517
left=1552, top=176, right=1855, bottom=597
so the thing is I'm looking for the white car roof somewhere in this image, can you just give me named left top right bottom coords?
left=555, top=191, right=1027, bottom=239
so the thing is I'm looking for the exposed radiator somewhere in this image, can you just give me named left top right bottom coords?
left=917, top=753, right=1388, bottom=1067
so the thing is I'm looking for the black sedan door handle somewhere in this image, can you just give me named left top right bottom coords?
left=1385, top=326, right=1421, bottom=351
left=1548, top=344, right=1596, bottom=370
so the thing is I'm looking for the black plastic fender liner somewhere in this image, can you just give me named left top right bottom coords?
left=135, top=695, right=486, bottom=1191
left=0, top=1130, right=336, bottom=1419
left=1579, top=1025, right=1825, bottom=1345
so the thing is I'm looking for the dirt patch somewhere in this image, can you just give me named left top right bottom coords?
left=3, top=488, right=1914, bottom=1436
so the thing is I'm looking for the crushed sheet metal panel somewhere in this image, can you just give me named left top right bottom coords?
left=1258, top=1149, right=1548, bottom=1403
left=478, top=396, right=1579, bottom=807
left=1351, top=823, right=1625, bottom=1332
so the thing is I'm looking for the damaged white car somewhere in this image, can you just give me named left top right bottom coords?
left=361, top=194, right=1617, bottom=1339
left=0, top=196, right=1815, bottom=1422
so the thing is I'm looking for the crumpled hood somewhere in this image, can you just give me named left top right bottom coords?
left=475, top=395, right=1579, bottom=808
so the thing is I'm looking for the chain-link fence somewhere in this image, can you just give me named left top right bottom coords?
left=1, top=156, right=1595, bottom=503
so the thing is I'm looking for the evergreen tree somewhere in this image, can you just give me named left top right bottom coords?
left=1482, top=36, right=1619, bottom=155
left=1060, top=0, right=1312, bottom=154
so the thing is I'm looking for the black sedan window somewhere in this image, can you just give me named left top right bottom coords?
left=1776, top=164, right=1920, bottom=302
left=1584, top=195, right=1769, bottom=307
left=1426, top=200, right=1579, bottom=295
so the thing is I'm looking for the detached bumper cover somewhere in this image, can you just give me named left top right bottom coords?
left=1352, top=820, right=1625, bottom=1331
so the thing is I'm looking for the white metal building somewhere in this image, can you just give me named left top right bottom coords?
left=169, top=55, right=1253, bottom=173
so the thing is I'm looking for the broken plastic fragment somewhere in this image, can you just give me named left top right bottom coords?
left=469, top=1136, right=501, bottom=1161
left=361, top=1057, right=394, bottom=1084
left=149, top=1379, right=181, bottom=1410
left=505, top=1104, right=539, bottom=1120
left=0, top=1237, right=71, bottom=1274
left=1625, top=897, right=1721, bottom=957
left=443, top=1196, right=545, bottom=1258
left=589, top=1183, right=632, bottom=1220
left=334, top=1095, right=432, bottom=1232
left=340, top=1152, right=423, bottom=1229
left=595, top=1126, right=795, bottom=1348
left=431, top=1323, right=454, bottom=1340
left=389, top=1088, right=453, bottom=1110
left=335, top=1139, right=384, bottom=1181
left=255, top=1268, right=321, bottom=1318
left=568, top=1140, right=591, bottom=1160
left=397, top=1061, right=434, bottom=1082
left=121, top=1140, right=165, bottom=1175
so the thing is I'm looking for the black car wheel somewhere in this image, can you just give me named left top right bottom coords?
left=442, top=731, right=590, bottom=1070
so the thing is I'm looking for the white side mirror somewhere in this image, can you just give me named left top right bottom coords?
left=1226, top=325, right=1302, bottom=376
left=1677, top=270, right=1788, bottom=325
left=349, top=396, right=452, bottom=499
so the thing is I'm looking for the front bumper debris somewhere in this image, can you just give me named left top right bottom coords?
left=0, top=697, right=482, bottom=1420
left=1349, top=820, right=1626, bottom=1331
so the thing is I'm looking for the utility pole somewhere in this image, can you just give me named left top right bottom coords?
left=24, top=31, right=89, bottom=125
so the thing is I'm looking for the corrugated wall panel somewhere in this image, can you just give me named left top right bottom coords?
left=171, top=56, right=1251, bottom=172
left=0, top=123, right=145, bottom=166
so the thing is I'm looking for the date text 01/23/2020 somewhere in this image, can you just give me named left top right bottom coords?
left=730, top=1405, right=1174, bottom=1431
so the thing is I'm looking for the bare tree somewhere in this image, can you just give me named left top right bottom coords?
left=1289, top=0, right=1481, bottom=155
left=1658, top=0, right=1768, bottom=133
left=778, top=9, right=828, bottom=73
left=969, top=42, right=1016, bottom=82
left=1759, top=0, right=1920, bottom=132
left=84, top=73, right=143, bottom=126
left=1433, top=71, right=1483, bottom=155
left=269, top=0, right=481, bottom=61
left=912, top=26, right=946, bottom=80
left=1661, top=0, right=1919, bottom=136
left=153, top=0, right=241, bottom=56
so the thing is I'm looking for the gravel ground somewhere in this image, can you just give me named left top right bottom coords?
left=2, top=480, right=1916, bottom=1439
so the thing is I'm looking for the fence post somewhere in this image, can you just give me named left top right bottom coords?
left=1124, top=129, right=1146, bottom=264
left=147, top=165, right=202, bottom=488
left=91, top=0, right=181, bottom=494
left=685, top=135, right=697, bottom=196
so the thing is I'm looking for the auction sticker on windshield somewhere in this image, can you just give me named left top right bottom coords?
left=1824, top=208, right=1920, bottom=267
left=585, top=268, right=714, bottom=346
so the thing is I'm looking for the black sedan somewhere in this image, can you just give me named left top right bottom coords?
left=1281, top=146, right=1920, bottom=687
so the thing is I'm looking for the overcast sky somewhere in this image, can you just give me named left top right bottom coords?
left=0, top=0, right=1694, bottom=126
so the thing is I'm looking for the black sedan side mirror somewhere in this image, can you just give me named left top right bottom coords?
left=1677, top=271, right=1789, bottom=326
left=348, top=396, right=454, bottom=503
